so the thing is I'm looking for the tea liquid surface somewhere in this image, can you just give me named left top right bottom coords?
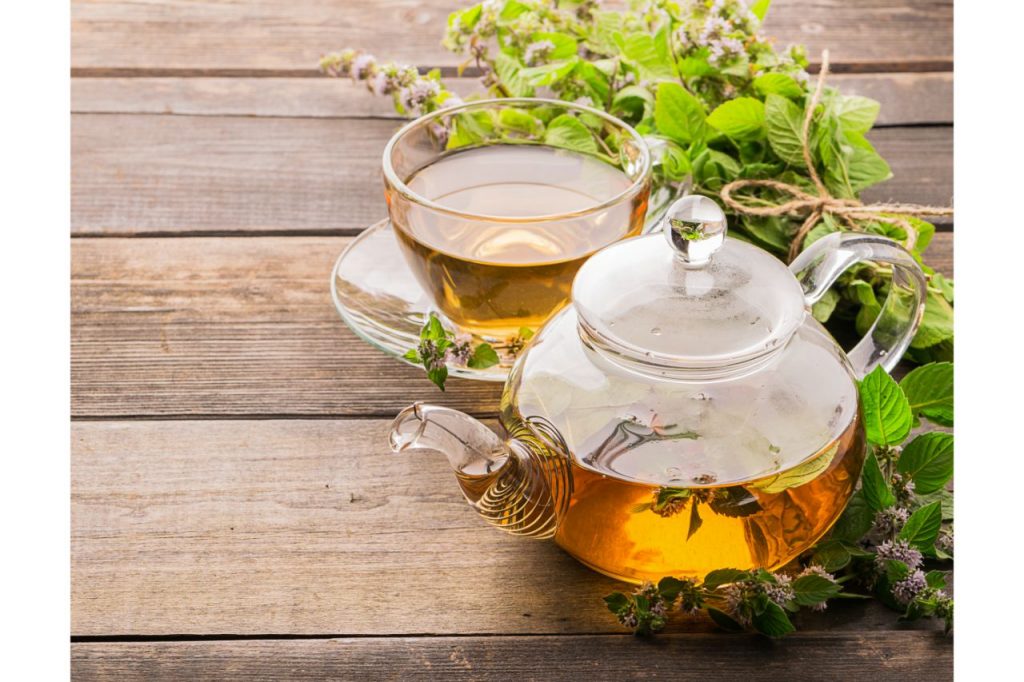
left=393, top=145, right=647, bottom=337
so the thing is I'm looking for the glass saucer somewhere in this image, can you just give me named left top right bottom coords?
left=330, top=219, right=512, bottom=382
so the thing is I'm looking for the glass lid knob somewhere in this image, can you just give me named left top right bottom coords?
left=663, top=195, right=727, bottom=266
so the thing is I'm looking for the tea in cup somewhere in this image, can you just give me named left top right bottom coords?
left=383, top=98, right=652, bottom=340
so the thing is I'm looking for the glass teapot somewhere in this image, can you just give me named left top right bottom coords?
left=390, top=196, right=926, bottom=584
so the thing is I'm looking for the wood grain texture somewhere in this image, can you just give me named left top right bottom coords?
left=71, top=113, right=952, bottom=236
left=70, top=632, right=953, bottom=680
left=71, top=0, right=953, bottom=73
left=71, top=233, right=951, bottom=419
left=71, top=418, right=952, bottom=639
left=72, top=73, right=952, bottom=125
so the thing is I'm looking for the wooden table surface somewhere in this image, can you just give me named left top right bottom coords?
left=70, top=1, right=954, bottom=679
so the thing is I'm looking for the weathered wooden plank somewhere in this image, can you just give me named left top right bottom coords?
left=71, top=113, right=952, bottom=236
left=71, top=73, right=952, bottom=125
left=71, top=233, right=951, bottom=418
left=71, top=0, right=953, bottom=73
left=70, top=632, right=953, bottom=680
left=71, top=418, right=952, bottom=638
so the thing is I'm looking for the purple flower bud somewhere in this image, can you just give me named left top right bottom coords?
left=874, top=539, right=924, bottom=572
left=892, top=569, right=927, bottom=606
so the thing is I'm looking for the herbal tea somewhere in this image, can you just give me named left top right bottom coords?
left=390, top=145, right=648, bottom=338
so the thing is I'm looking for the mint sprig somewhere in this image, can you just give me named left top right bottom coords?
left=403, top=312, right=499, bottom=391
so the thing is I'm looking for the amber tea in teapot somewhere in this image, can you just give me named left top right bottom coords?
left=391, top=196, right=926, bottom=584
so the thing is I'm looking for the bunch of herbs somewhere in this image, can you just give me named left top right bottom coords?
left=322, top=0, right=953, bottom=378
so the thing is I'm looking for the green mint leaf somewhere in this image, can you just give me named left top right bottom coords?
left=811, top=288, right=840, bottom=323
left=703, top=568, right=749, bottom=589
left=707, top=607, right=744, bottom=632
left=915, top=488, right=954, bottom=521
left=603, top=592, right=630, bottom=613
left=704, top=565, right=753, bottom=585
left=686, top=501, right=703, bottom=540
left=707, top=97, right=766, bottom=141
left=829, top=489, right=874, bottom=542
left=521, top=57, right=579, bottom=87
left=531, top=31, right=578, bottom=61
left=846, top=145, right=892, bottom=192
left=467, top=343, right=500, bottom=369
left=836, top=96, right=881, bottom=134
left=494, top=52, right=534, bottom=98
left=543, top=113, right=599, bottom=155
left=750, top=0, right=772, bottom=22
left=426, top=365, right=448, bottom=392
left=446, top=110, right=496, bottom=150
left=614, top=26, right=676, bottom=81
left=899, top=501, right=943, bottom=552
left=424, top=312, right=447, bottom=340
left=810, top=539, right=851, bottom=571
left=678, top=55, right=716, bottom=79
left=848, top=280, right=882, bottom=337
left=897, top=432, right=954, bottom=494
left=447, top=3, right=482, bottom=30
left=753, top=73, right=803, bottom=99
left=932, top=273, right=955, bottom=303
left=861, top=450, right=897, bottom=511
left=859, top=365, right=913, bottom=446
left=911, top=291, right=955, bottom=349
left=884, top=559, right=910, bottom=583
left=764, top=94, right=807, bottom=167
left=584, top=11, right=624, bottom=56
left=752, top=601, right=796, bottom=638
left=497, top=107, right=544, bottom=137
left=518, top=326, right=535, bottom=340
left=654, top=82, right=706, bottom=145
left=791, top=574, right=841, bottom=606
left=402, top=349, right=421, bottom=363
left=925, top=570, right=947, bottom=589
left=498, top=0, right=530, bottom=19
left=657, top=576, right=687, bottom=602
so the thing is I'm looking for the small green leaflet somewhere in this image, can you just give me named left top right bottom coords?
left=467, top=343, right=500, bottom=369
left=836, top=96, right=881, bottom=134
left=750, top=0, right=772, bottom=22
left=829, top=490, right=874, bottom=543
left=707, top=97, right=766, bottom=141
left=531, top=31, right=578, bottom=61
left=911, top=291, right=955, bottom=349
left=751, top=601, right=796, bottom=638
left=654, top=82, right=706, bottom=145
left=497, top=107, right=543, bottom=136
left=846, top=146, right=892, bottom=192
left=494, top=52, right=534, bottom=97
left=860, top=450, right=896, bottom=512
left=901, top=358, right=954, bottom=421
left=764, top=94, right=807, bottom=167
left=543, top=114, right=599, bottom=155
left=791, top=574, right=841, bottom=606
left=753, top=73, right=802, bottom=99
left=898, top=501, right=943, bottom=552
left=859, top=366, right=913, bottom=446
left=614, top=25, right=677, bottom=80
left=897, top=432, right=953, bottom=494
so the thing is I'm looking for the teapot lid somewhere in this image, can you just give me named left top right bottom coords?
left=572, top=196, right=807, bottom=376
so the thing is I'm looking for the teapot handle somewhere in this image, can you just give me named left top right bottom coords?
left=789, top=233, right=927, bottom=378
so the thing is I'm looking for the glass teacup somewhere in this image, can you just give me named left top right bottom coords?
left=382, top=98, right=652, bottom=341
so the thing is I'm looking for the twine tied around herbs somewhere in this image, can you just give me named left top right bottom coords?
left=718, top=50, right=953, bottom=263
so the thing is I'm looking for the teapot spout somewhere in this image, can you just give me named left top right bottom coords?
left=389, top=403, right=559, bottom=538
